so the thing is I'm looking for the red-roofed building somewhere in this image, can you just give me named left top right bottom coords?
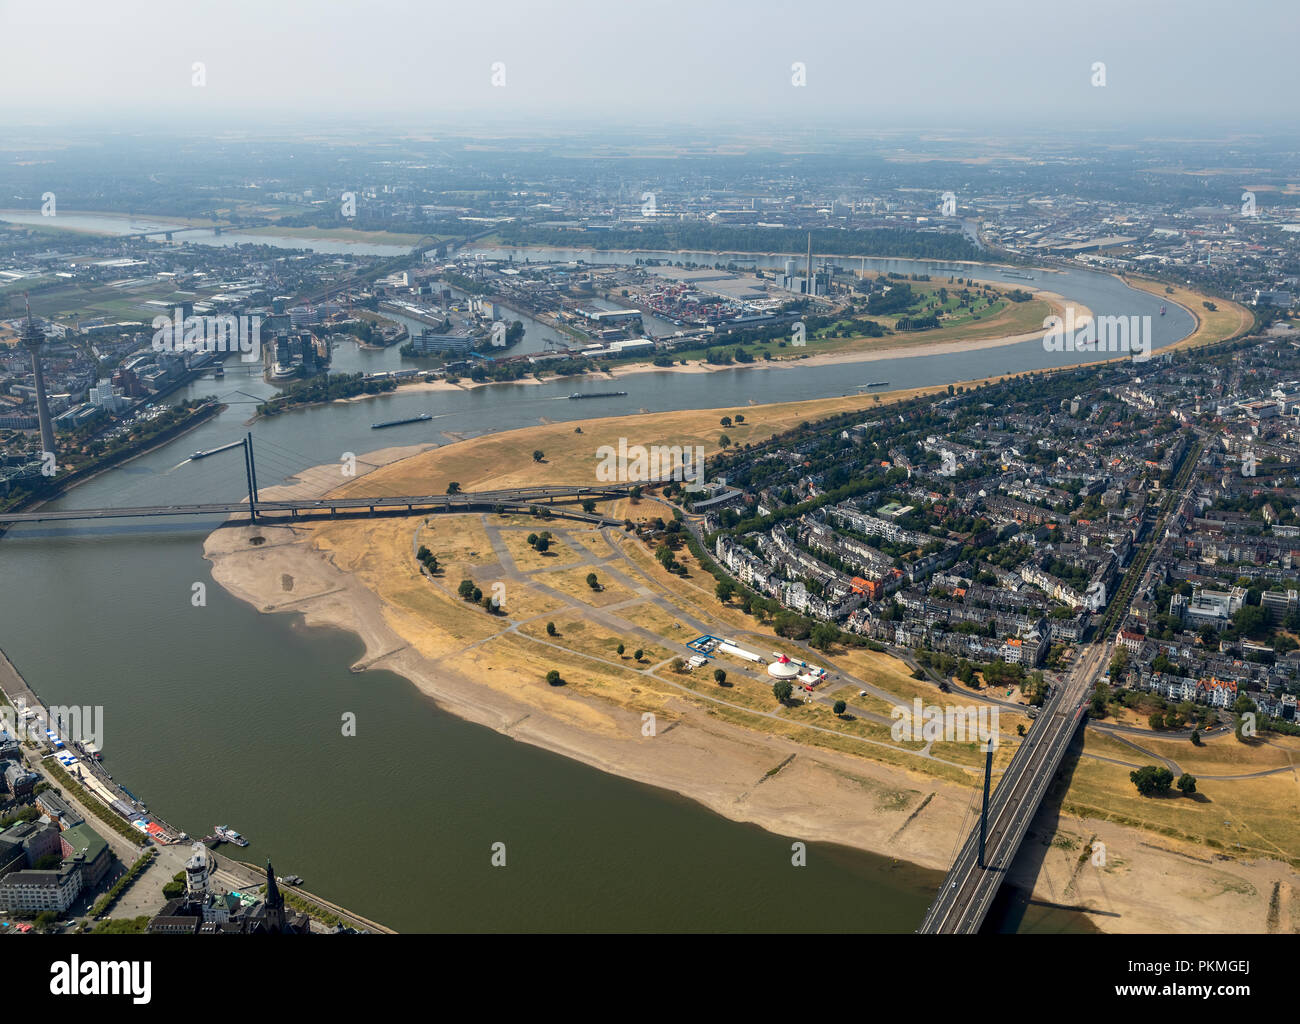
left=1197, top=676, right=1238, bottom=709
left=1117, top=629, right=1145, bottom=654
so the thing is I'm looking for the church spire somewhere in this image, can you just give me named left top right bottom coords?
left=264, top=860, right=286, bottom=931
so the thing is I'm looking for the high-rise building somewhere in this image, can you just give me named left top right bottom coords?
left=19, top=297, right=56, bottom=458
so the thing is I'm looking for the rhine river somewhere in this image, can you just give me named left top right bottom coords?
left=0, top=229, right=1189, bottom=931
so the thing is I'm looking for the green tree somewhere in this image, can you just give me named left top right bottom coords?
left=1129, top=765, right=1174, bottom=796
left=616, top=643, right=625, bottom=656
left=1177, top=773, right=1197, bottom=795
left=833, top=700, right=847, bottom=716
left=774, top=610, right=811, bottom=640
left=1109, top=648, right=1128, bottom=678
left=811, top=622, right=841, bottom=650
left=457, top=579, right=476, bottom=600
left=773, top=680, right=794, bottom=703
left=633, top=648, right=643, bottom=662
left=533, top=449, right=545, bottom=463
left=715, top=580, right=735, bottom=603
left=446, top=481, right=461, bottom=494
left=546, top=621, right=557, bottom=636
left=545, top=670, right=562, bottom=686
left=92, top=916, right=151, bottom=934
left=535, top=536, right=550, bottom=553
left=586, top=572, right=599, bottom=590
left=1090, top=681, right=1110, bottom=718
left=713, top=668, right=727, bottom=685
left=1231, top=604, right=1269, bottom=641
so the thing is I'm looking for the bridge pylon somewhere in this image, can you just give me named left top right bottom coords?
left=243, top=433, right=260, bottom=521
left=978, top=740, right=994, bottom=868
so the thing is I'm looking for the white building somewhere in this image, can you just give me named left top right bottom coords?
left=0, top=862, right=82, bottom=914
left=1182, top=587, right=1246, bottom=626
left=88, top=382, right=128, bottom=413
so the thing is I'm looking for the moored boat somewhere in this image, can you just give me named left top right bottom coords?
left=213, top=825, right=249, bottom=847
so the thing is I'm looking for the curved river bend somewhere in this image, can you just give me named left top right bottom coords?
left=0, top=250, right=1176, bottom=931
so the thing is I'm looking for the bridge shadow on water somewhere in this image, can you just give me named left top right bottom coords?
left=1, top=519, right=226, bottom=541
left=981, top=724, right=1110, bottom=934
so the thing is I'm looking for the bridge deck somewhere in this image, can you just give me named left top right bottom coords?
left=0, top=484, right=635, bottom=524
left=916, top=643, right=1103, bottom=934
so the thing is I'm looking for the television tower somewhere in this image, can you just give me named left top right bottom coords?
left=19, top=294, right=57, bottom=457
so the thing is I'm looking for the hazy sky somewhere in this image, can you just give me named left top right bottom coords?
left=3, top=0, right=1297, bottom=130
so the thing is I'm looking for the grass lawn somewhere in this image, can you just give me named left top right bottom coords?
left=498, top=528, right=581, bottom=572
left=1062, top=744, right=1300, bottom=865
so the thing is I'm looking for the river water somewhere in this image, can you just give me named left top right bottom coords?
left=0, top=232, right=1174, bottom=932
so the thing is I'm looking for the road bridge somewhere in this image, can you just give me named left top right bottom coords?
left=0, top=431, right=648, bottom=527
left=0, top=484, right=635, bottom=525
left=916, top=642, right=1103, bottom=933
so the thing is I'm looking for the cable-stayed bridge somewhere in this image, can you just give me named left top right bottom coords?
left=0, top=433, right=636, bottom=527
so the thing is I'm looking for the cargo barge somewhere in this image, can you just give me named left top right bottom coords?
left=191, top=440, right=245, bottom=460
left=371, top=413, right=433, bottom=429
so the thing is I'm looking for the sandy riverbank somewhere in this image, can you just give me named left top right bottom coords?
left=203, top=430, right=1300, bottom=934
